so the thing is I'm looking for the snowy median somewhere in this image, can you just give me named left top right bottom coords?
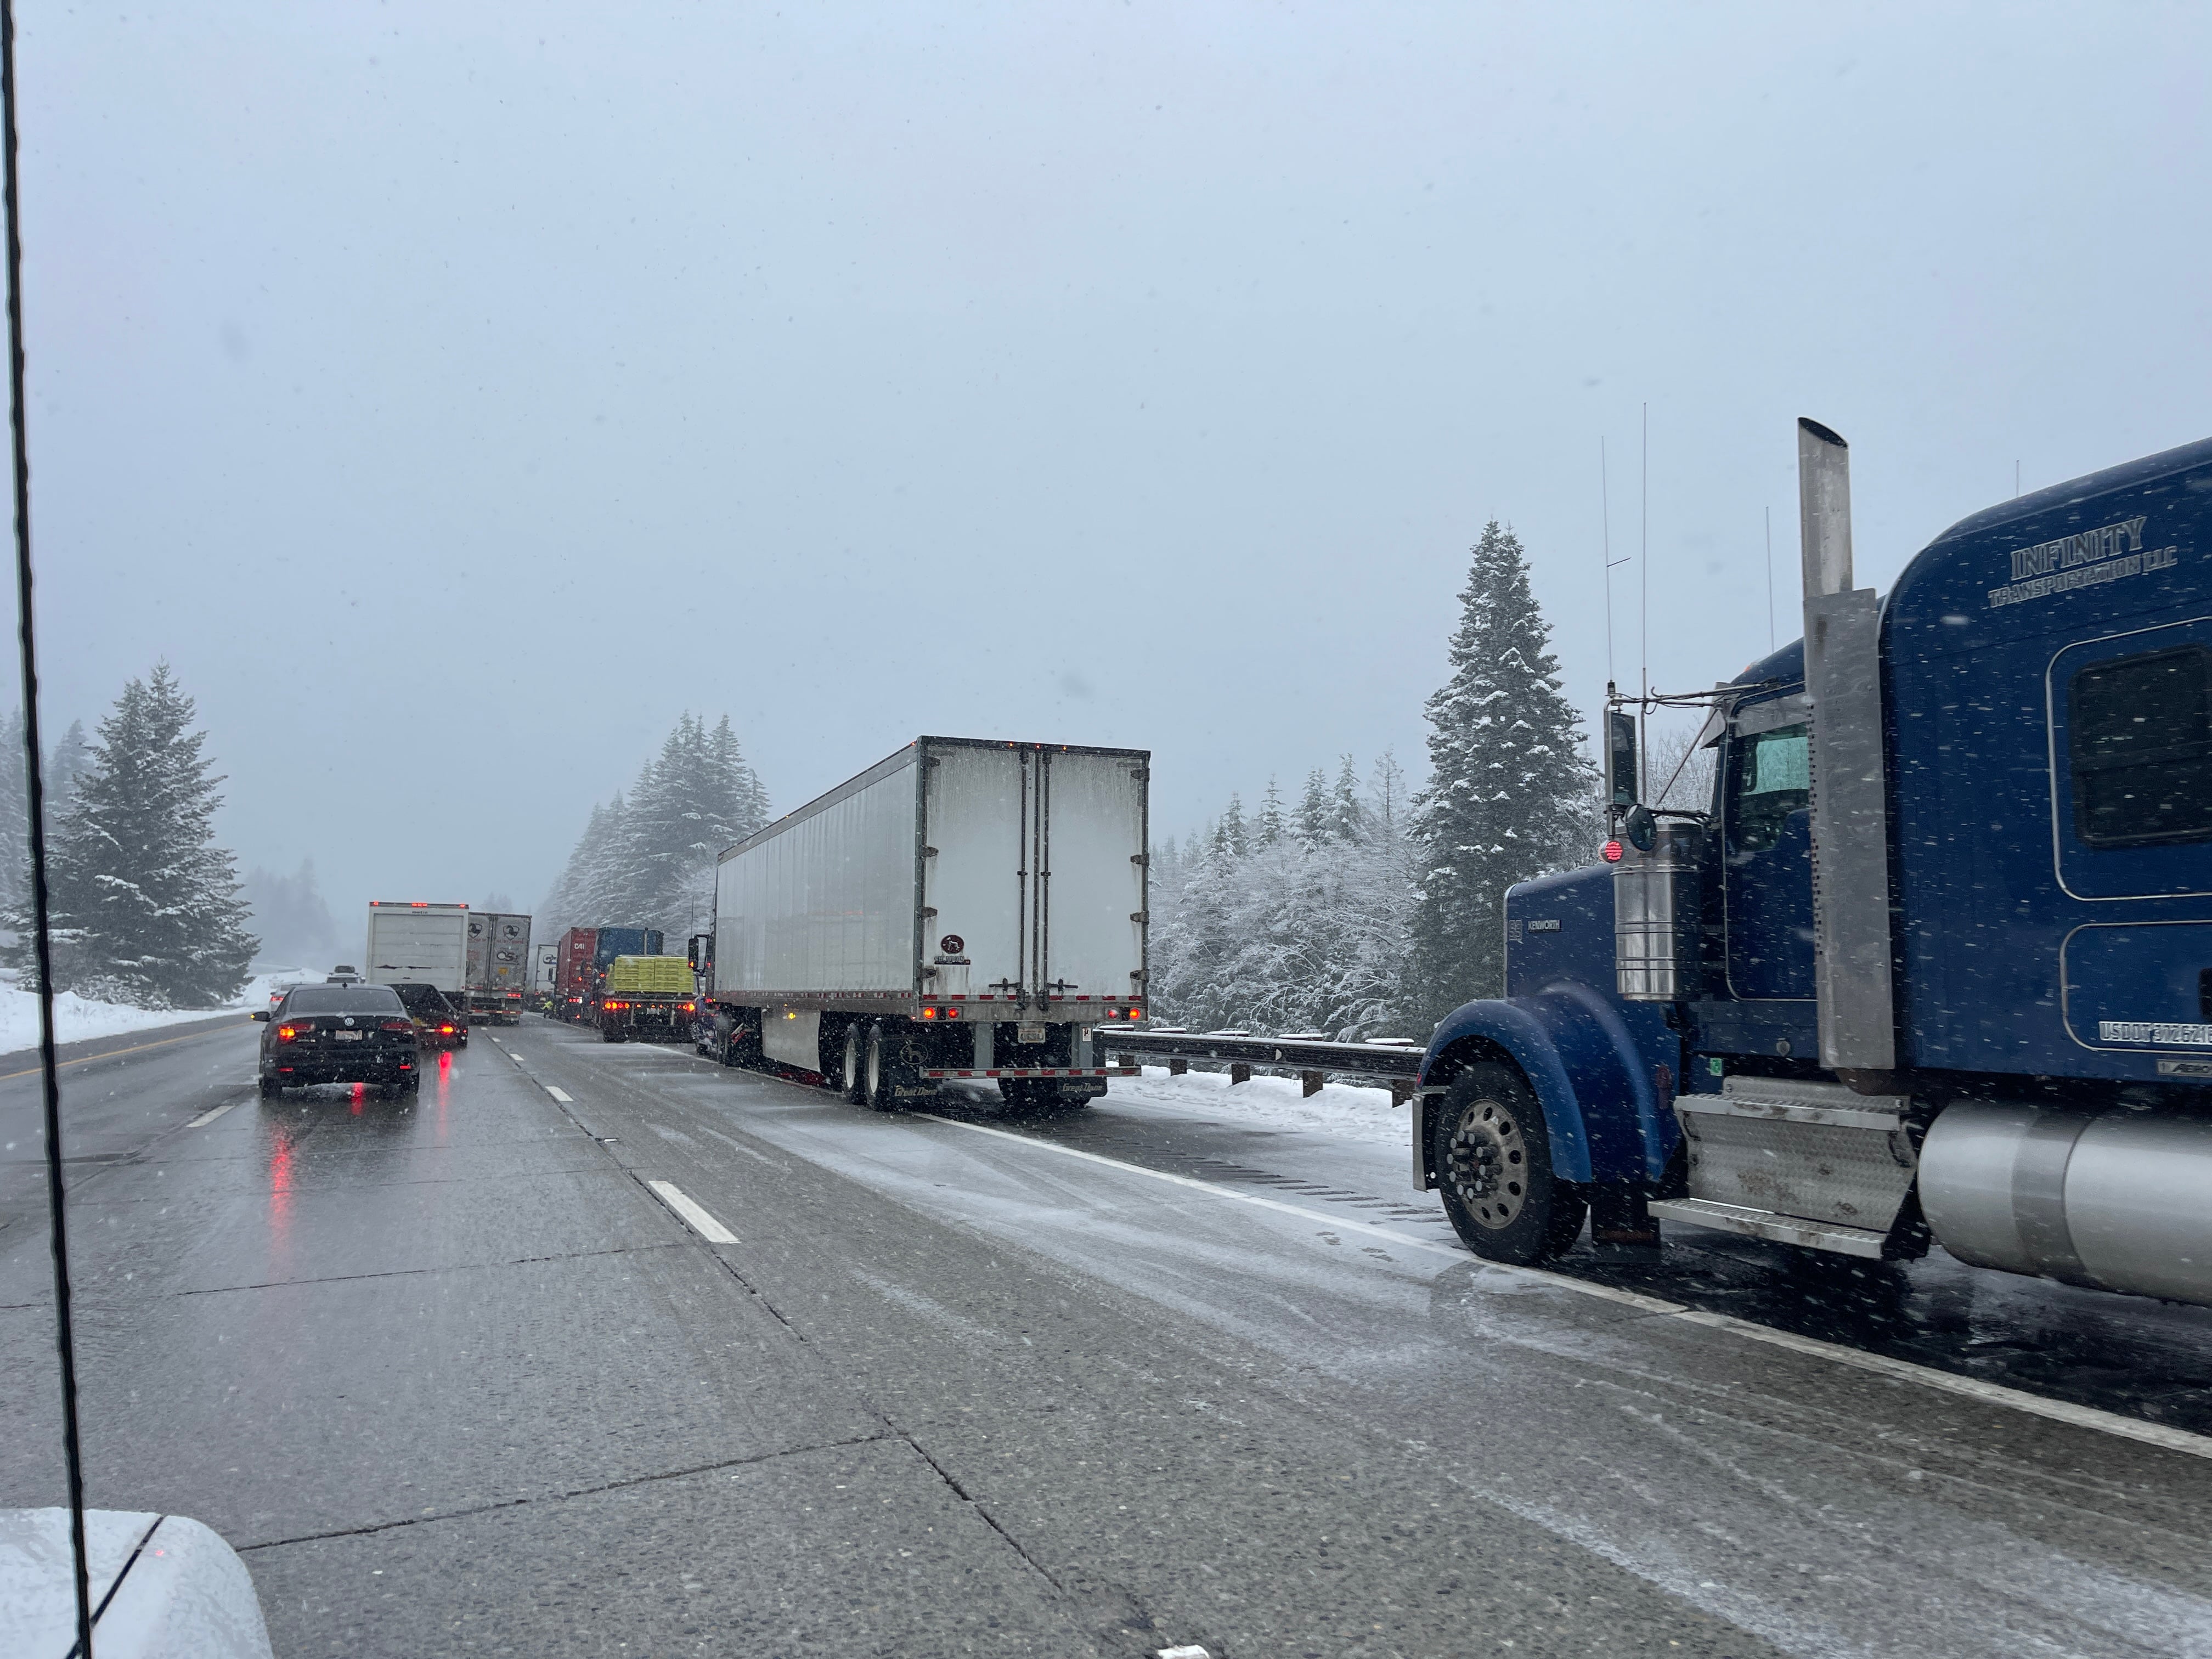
left=0, top=967, right=313, bottom=1058
left=1104, top=1063, right=1408, bottom=1147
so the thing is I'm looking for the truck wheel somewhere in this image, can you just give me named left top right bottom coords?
left=1433, top=1063, right=1587, bottom=1265
left=258, top=1075, right=281, bottom=1099
left=840, top=1023, right=866, bottom=1103
left=600, top=1026, right=623, bottom=1043
left=862, top=1023, right=903, bottom=1113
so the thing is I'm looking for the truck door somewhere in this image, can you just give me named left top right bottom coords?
left=2049, top=621, right=2212, bottom=1060
left=1723, top=695, right=1816, bottom=1000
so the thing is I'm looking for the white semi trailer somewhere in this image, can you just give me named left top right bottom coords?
left=698, top=737, right=1149, bottom=1113
left=365, top=901, right=472, bottom=1042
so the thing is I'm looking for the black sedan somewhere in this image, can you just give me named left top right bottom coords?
left=256, top=983, right=420, bottom=1097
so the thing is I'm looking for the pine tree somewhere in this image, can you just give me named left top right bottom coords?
left=1294, top=769, right=1331, bottom=849
left=1330, top=755, right=1367, bottom=844
left=538, top=713, right=770, bottom=943
left=1410, top=522, right=1595, bottom=1023
left=0, top=708, right=26, bottom=918
left=1214, top=794, right=1248, bottom=859
left=1255, top=778, right=1285, bottom=849
left=48, top=720, right=89, bottom=806
left=16, top=665, right=257, bottom=1006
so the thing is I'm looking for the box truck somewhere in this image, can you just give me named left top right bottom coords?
left=699, top=737, right=1148, bottom=1113
left=365, top=901, right=471, bottom=1045
left=465, top=912, right=533, bottom=1025
left=552, top=924, right=665, bottom=1022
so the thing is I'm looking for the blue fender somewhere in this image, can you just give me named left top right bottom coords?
left=1420, top=989, right=1678, bottom=1184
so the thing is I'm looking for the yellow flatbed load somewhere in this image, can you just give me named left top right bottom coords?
left=602, top=955, right=694, bottom=995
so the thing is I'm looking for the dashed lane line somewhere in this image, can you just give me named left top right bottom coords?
left=187, top=1095, right=251, bottom=1128
left=645, top=1180, right=738, bottom=1244
left=911, top=1111, right=2212, bottom=1464
left=544, top=1086, right=575, bottom=1103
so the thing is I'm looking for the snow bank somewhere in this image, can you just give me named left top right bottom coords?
left=1104, top=1064, right=1409, bottom=1147
left=0, top=966, right=317, bottom=1056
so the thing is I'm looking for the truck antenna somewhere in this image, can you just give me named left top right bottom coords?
left=1639, top=403, right=1649, bottom=801
left=1765, top=505, right=1775, bottom=651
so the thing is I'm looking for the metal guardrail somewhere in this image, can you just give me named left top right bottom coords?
left=1097, top=1028, right=1425, bottom=1102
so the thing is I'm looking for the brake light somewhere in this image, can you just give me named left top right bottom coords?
left=920, top=1006, right=938, bottom=1020
left=277, top=1024, right=299, bottom=1042
left=381, top=1019, right=412, bottom=1032
left=439, top=1024, right=455, bottom=1034
left=680, top=1002, right=695, bottom=1011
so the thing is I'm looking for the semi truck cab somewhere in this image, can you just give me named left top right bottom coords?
left=1416, top=421, right=2212, bottom=1308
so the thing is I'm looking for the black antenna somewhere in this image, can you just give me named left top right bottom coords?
left=1, top=1, right=94, bottom=1653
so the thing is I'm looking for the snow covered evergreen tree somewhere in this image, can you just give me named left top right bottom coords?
left=12, top=665, right=257, bottom=1006
left=538, top=713, right=770, bottom=943
left=1409, top=521, right=1595, bottom=1024
left=1147, top=755, right=1421, bottom=1040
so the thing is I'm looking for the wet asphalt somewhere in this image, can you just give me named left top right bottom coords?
left=0, top=1016, right=2206, bottom=1657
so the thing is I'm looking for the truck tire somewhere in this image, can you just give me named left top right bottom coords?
left=862, top=1023, right=904, bottom=1113
left=840, top=1023, right=866, bottom=1103
left=600, top=1025, right=624, bottom=1043
left=1433, top=1063, right=1587, bottom=1265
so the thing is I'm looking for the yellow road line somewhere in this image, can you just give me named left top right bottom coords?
left=0, top=1017, right=253, bottom=1081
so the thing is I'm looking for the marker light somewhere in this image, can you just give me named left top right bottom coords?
left=920, top=1006, right=938, bottom=1019
left=1602, top=839, right=1624, bottom=863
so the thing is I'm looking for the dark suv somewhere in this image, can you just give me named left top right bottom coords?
left=257, top=983, right=420, bottom=1097
left=389, top=981, right=467, bottom=1048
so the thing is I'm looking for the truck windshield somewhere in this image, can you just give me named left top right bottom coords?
left=1728, top=724, right=1810, bottom=854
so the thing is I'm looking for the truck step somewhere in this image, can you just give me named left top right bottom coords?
left=1646, top=1197, right=1891, bottom=1259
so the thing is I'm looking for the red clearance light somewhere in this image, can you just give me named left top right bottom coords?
left=1602, top=839, right=1624, bottom=864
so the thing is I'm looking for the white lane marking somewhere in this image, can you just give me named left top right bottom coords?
left=510, top=1052, right=528, bottom=1069
left=911, top=1113, right=2212, bottom=1463
left=187, top=1096, right=250, bottom=1128
left=1157, top=1647, right=1212, bottom=1659
left=646, top=1180, right=738, bottom=1244
left=545, top=1086, right=574, bottom=1103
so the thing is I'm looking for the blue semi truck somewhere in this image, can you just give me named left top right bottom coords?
left=1415, top=419, right=2212, bottom=1308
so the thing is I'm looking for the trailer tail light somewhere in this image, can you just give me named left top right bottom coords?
left=680, top=1002, right=695, bottom=1012
left=921, top=1006, right=937, bottom=1019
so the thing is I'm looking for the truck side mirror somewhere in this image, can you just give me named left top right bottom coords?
left=1607, top=711, right=1639, bottom=808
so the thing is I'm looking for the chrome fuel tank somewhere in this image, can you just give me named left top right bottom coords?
left=1918, top=1100, right=2212, bottom=1307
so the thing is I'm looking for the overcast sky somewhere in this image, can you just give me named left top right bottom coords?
left=15, top=2, right=2211, bottom=942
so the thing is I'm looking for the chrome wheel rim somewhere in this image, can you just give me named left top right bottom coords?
left=1444, top=1097, right=1529, bottom=1231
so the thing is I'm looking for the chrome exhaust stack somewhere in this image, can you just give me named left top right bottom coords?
left=1797, top=419, right=1898, bottom=1077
